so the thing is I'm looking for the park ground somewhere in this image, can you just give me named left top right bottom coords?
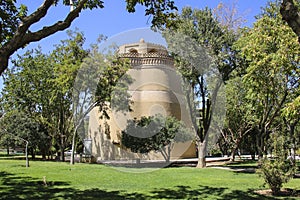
left=0, top=157, right=299, bottom=200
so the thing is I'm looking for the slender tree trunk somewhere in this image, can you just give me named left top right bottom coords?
left=196, top=140, right=207, bottom=168
left=70, top=129, right=76, bottom=165
left=60, top=136, right=65, bottom=161
left=289, top=124, right=296, bottom=163
left=6, top=145, right=9, bottom=155
left=167, top=144, right=172, bottom=163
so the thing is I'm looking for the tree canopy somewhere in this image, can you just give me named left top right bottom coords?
left=163, top=6, right=238, bottom=168
left=0, top=0, right=177, bottom=75
left=121, top=115, right=192, bottom=162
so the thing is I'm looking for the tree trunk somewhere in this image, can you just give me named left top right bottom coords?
left=196, top=141, right=207, bottom=168
left=289, top=123, right=296, bottom=164
left=280, top=0, right=300, bottom=43
left=70, top=129, right=76, bottom=165
left=60, top=135, right=65, bottom=161
left=256, top=132, right=264, bottom=160
left=230, top=146, right=237, bottom=162
left=6, top=145, right=9, bottom=155
left=42, top=150, right=46, bottom=160
left=31, top=148, right=35, bottom=159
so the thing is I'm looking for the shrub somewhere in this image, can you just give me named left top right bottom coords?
left=258, top=133, right=296, bottom=195
left=259, top=158, right=295, bottom=195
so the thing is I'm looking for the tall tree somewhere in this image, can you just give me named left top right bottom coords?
left=70, top=45, right=131, bottom=164
left=0, top=110, right=49, bottom=160
left=163, top=7, right=238, bottom=168
left=234, top=1, right=300, bottom=158
left=219, top=76, right=254, bottom=161
left=282, top=96, right=300, bottom=162
left=50, top=30, right=88, bottom=161
left=0, top=30, right=89, bottom=161
left=0, top=0, right=177, bottom=75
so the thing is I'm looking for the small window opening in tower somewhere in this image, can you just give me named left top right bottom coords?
left=148, top=49, right=157, bottom=53
left=129, top=48, right=138, bottom=53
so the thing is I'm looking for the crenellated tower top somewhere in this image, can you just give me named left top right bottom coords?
left=118, top=39, right=174, bottom=66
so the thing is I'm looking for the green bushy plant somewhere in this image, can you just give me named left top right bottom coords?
left=258, top=133, right=296, bottom=195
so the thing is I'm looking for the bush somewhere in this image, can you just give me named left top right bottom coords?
left=259, top=158, right=295, bottom=195
left=258, top=133, right=296, bottom=195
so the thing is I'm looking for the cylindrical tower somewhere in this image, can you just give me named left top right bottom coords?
left=117, top=38, right=183, bottom=120
left=88, top=39, right=196, bottom=161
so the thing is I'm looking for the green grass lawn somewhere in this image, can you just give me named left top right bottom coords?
left=0, top=159, right=299, bottom=200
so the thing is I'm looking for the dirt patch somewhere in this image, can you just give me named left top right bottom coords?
left=255, top=189, right=300, bottom=197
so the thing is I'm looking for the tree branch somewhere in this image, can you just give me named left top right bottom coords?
left=0, top=0, right=89, bottom=75
left=24, top=0, right=88, bottom=44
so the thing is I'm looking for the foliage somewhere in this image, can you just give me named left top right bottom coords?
left=0, top=0, right=27, bottom=46
left=0, top=30, right=89, bottom=160
left=258, top=132, right=297, bottom=195
left=121, top=115, right=192, bottom=162
left=218, top=75, right=254, bottom=161
left=70, top=43, right=131, bottom=164
left=234, top=1, right=300, bottom=157
left=163, top=7, right=238, bottom=167
left=1, top=29, right=132, bottom=162
left=0, top=0, right=178, bottom=75
left=0, top=111, right=49, bottom=158
left=283, top=96, right=300, bottom=120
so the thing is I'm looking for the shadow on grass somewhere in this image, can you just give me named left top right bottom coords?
left=0, top=171, right=282, bottom=200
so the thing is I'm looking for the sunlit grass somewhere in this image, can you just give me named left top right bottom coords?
left=0, top=158, right=299, bottom=199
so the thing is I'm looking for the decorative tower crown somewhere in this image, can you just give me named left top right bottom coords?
left=118, top=39, right=174, bottom=66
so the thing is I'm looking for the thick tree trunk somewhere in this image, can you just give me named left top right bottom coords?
left=256, top=131, right=265, bottom=160
left=280, top=0, right=300, bottom=42
left=196, top=141, right=207, bottom=168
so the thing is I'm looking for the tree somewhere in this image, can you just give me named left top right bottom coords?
left=219, top=76, right=254, bottom=161
left=0, top=30, right=89, bottom=161
left=234, top=1, right=300, bottom=158
left=282, top=96, right=300, bottom=162
left=121, top=115, right=192, bottom=162
left=0, top=0, right=177, bottom=75
left=163, top=7, right=238, bottom=168
left=0, top=48, right=56, bottom=159
left=280, top=0, right=300, bottom=42
left=0, top=111, right=48, bottom=160
left=50, top=30, right=89, bottom=162
left=70, top=44, right=132, bottom=164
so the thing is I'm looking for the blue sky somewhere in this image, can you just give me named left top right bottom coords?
left=15, top=0, right=270, bottom=54
left=1, top=0, right=270, bottom=89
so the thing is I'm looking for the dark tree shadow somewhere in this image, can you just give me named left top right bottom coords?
left=150, top=185, right=226, bottom=199
left=149, top=185, right=281, bottom=200
left=222, top=190, right=277, bottom=200
left=0, top=171, right=143, bottom=200
left=0, top=171, right=297, bottom=199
